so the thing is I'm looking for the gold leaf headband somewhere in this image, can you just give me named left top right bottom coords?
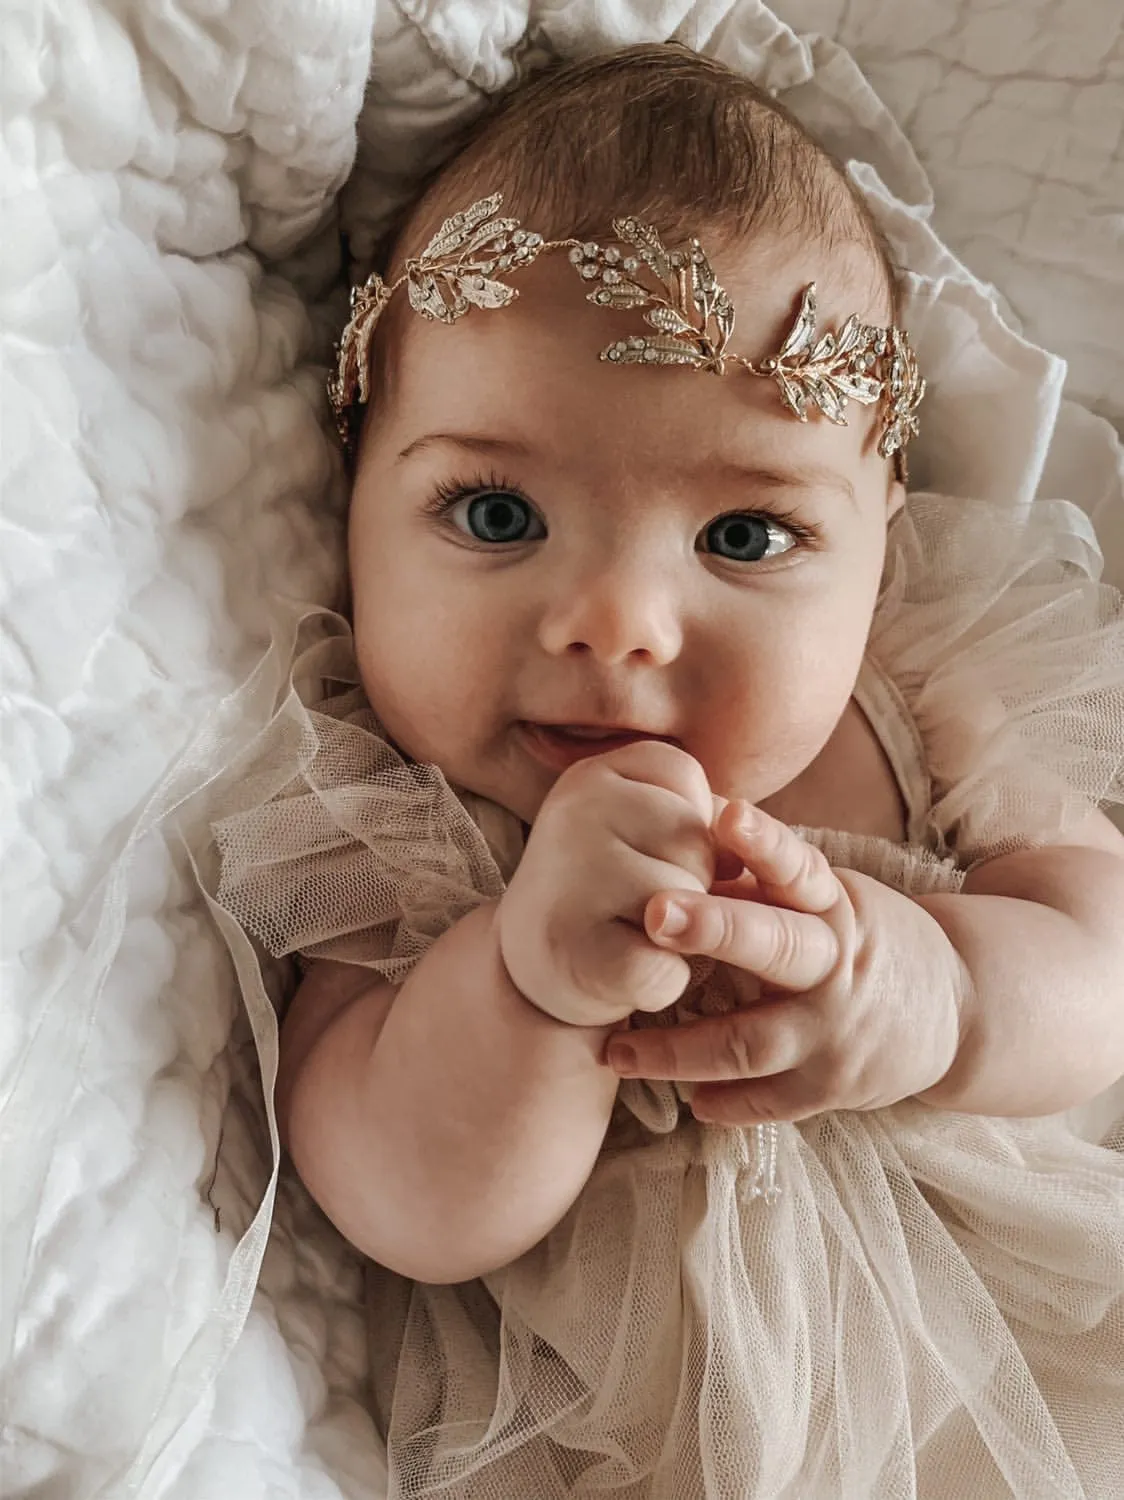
left=329, top=193, right=924, bottom=478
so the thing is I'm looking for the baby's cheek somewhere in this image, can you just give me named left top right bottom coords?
left=700, top=667, right=850, bottom=804
left=353, top=623, right=435, bottom=744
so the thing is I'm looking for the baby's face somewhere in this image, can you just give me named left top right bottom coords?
left=349, top=234, right=902, bottom=823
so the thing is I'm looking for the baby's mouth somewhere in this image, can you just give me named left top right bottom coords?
left=519, top=721, right=680, bottom=770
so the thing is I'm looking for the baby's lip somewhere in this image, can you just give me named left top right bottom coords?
left=518, top=721, right=681, bottom=770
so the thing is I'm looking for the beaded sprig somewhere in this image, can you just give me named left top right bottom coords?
left=329, top=193, right=924, bottom=474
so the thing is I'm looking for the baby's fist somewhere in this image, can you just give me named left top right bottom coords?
left=499, top=741, right=715, bottom=1027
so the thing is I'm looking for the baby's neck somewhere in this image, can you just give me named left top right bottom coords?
left=759, top=698, right=906, bottom=841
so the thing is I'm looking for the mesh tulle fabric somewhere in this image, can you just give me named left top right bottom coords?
left=871, top=495, right=1124, bottom=863
left=213, top=618, right=516, bottom=984
left=370, top=1093, right=1124, bottom=1499
left=209, top=494, right=1124, bottom=1498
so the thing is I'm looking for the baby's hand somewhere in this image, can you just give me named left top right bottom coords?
left=604, top=802, right=965, bottom=1122
left=498, top=741, right=717, bottom=1027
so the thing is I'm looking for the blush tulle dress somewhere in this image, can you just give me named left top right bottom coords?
left=211, top=494, right=1124, bottom=1499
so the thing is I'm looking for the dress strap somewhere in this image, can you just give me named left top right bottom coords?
left=853, top=656, right=934, bottom=850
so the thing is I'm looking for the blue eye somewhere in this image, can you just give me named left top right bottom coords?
left=701, top=512, right=796, bottom=562
left=452, top=491, right=545, bottom=544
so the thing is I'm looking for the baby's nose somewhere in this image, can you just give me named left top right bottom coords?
left=537, top=560, right=683, bottom=666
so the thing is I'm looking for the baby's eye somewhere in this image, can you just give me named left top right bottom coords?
left=700, top=512, right=797, bottom=563
left=452, top=490, right=545, bottom=545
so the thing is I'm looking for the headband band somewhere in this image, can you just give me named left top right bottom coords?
left=330, top=193, right=924, bottom=478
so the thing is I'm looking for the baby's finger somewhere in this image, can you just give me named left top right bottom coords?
left=644, top=890, right=838, bottom=991
left=606, top=999, right=816, bottom=1083
left=715, top=802, right=838, bottom=914
left=709, top=793, right=745, bottom=883
left=689, top=1071, right=829, bottom=1125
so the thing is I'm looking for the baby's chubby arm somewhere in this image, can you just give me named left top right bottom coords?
left=278, top=742, right=716, bottom=1283
left=913, top=813, right=1124, bottom=1115
left=278, top=908, right=617, bottom=1284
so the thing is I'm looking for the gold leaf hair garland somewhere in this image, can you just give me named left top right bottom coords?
left=329, top=193, right=924, bottom=476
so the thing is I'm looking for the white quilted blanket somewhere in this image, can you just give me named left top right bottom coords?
left=2, top=2, right=1122, bottom=1495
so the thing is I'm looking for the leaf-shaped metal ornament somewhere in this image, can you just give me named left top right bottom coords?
left=645, top=305, right=695, bottom=336
left=407, top=269, right=465, bottom=323
left=602, top=335, right=710, bottom=368
left=405, top=265, right=519, bottom=322
left=399, top=192, right=549, bottom=326
left=459, top=274, right=517, bottom=311
left=808, top=374, right=847, bottom=425
left=748, top=282, right=892, bottom=432
left=689, top=246, right=715, bottom=315
left=578, top=222, right=736, bottom=372
left=569, top=240, right=651, bottom=314
left=420, top=194, right=505, bottom=262
left=776, top=372, right=807, bottom=420
left=456, top=215, right=520, bottom=259
left=612, top=216, right=672, bottom=281
left=587, top=281, right=650, bottom=310
left=878, top=331, right=926, bottom=458
left=329, top=273, right=391, bottom=415
left=810, top=331, right=837, bottom=364
left=690, top=245, right=735, bottom=353
left=834, top=314, right=863, bottom=356
left=711, top=288, right=734, bottom=351
left=776, top=284, right=819, bottom=360
left=829, top=369, right=882, bottom=403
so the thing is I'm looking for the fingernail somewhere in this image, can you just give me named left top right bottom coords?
left=655, top=901, right=689, bottom=939
left=608, top=1042, right=638, bottom=1074
left=734, top=803, right=758, bottom=836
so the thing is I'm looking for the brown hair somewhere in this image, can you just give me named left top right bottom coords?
left=381, top=43, right=898, bottom=306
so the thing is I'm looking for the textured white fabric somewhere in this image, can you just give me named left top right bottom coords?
left=3, top=1, right=1124, bottom=1497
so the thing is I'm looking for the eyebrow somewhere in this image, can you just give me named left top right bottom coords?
left=705, top=458, right=857, bottom=507
left=397, top=432, right=534, bottom=464
left=396, top=431, right=856, bottom=505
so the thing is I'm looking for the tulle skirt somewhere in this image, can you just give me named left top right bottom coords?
left=369, top=1101, right=1124, bottom=1499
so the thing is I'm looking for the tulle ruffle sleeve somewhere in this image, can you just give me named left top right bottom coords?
left=211, top=612, right=521, bottom=983
left=868, top=494, right=1124, bottom=864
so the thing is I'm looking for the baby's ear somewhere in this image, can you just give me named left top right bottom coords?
left=886, top=477, right=906, bottom=519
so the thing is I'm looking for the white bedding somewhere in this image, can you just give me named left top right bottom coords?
left=2, top=2, right=1122, bottom=1496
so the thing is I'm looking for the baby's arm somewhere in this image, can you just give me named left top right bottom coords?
left=606, top=803, right=1124, bottom=1122
left=279, top=741, right=716, bottom=1283
left=914, top=811, right=1124, bottom=1115
left=278, top=906, right=618, bottom=1285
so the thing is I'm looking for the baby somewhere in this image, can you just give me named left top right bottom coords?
left=215, top=44, right=1124, bottom=1500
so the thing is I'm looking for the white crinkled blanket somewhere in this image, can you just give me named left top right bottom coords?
left=2, top=1, right=1122, bottom=1495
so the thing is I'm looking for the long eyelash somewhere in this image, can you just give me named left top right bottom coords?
left=769, top=510, right=822, bottom=548
left=421, top=469, right=533, bottom=517
left=719, top=505, right=824, bottom=549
